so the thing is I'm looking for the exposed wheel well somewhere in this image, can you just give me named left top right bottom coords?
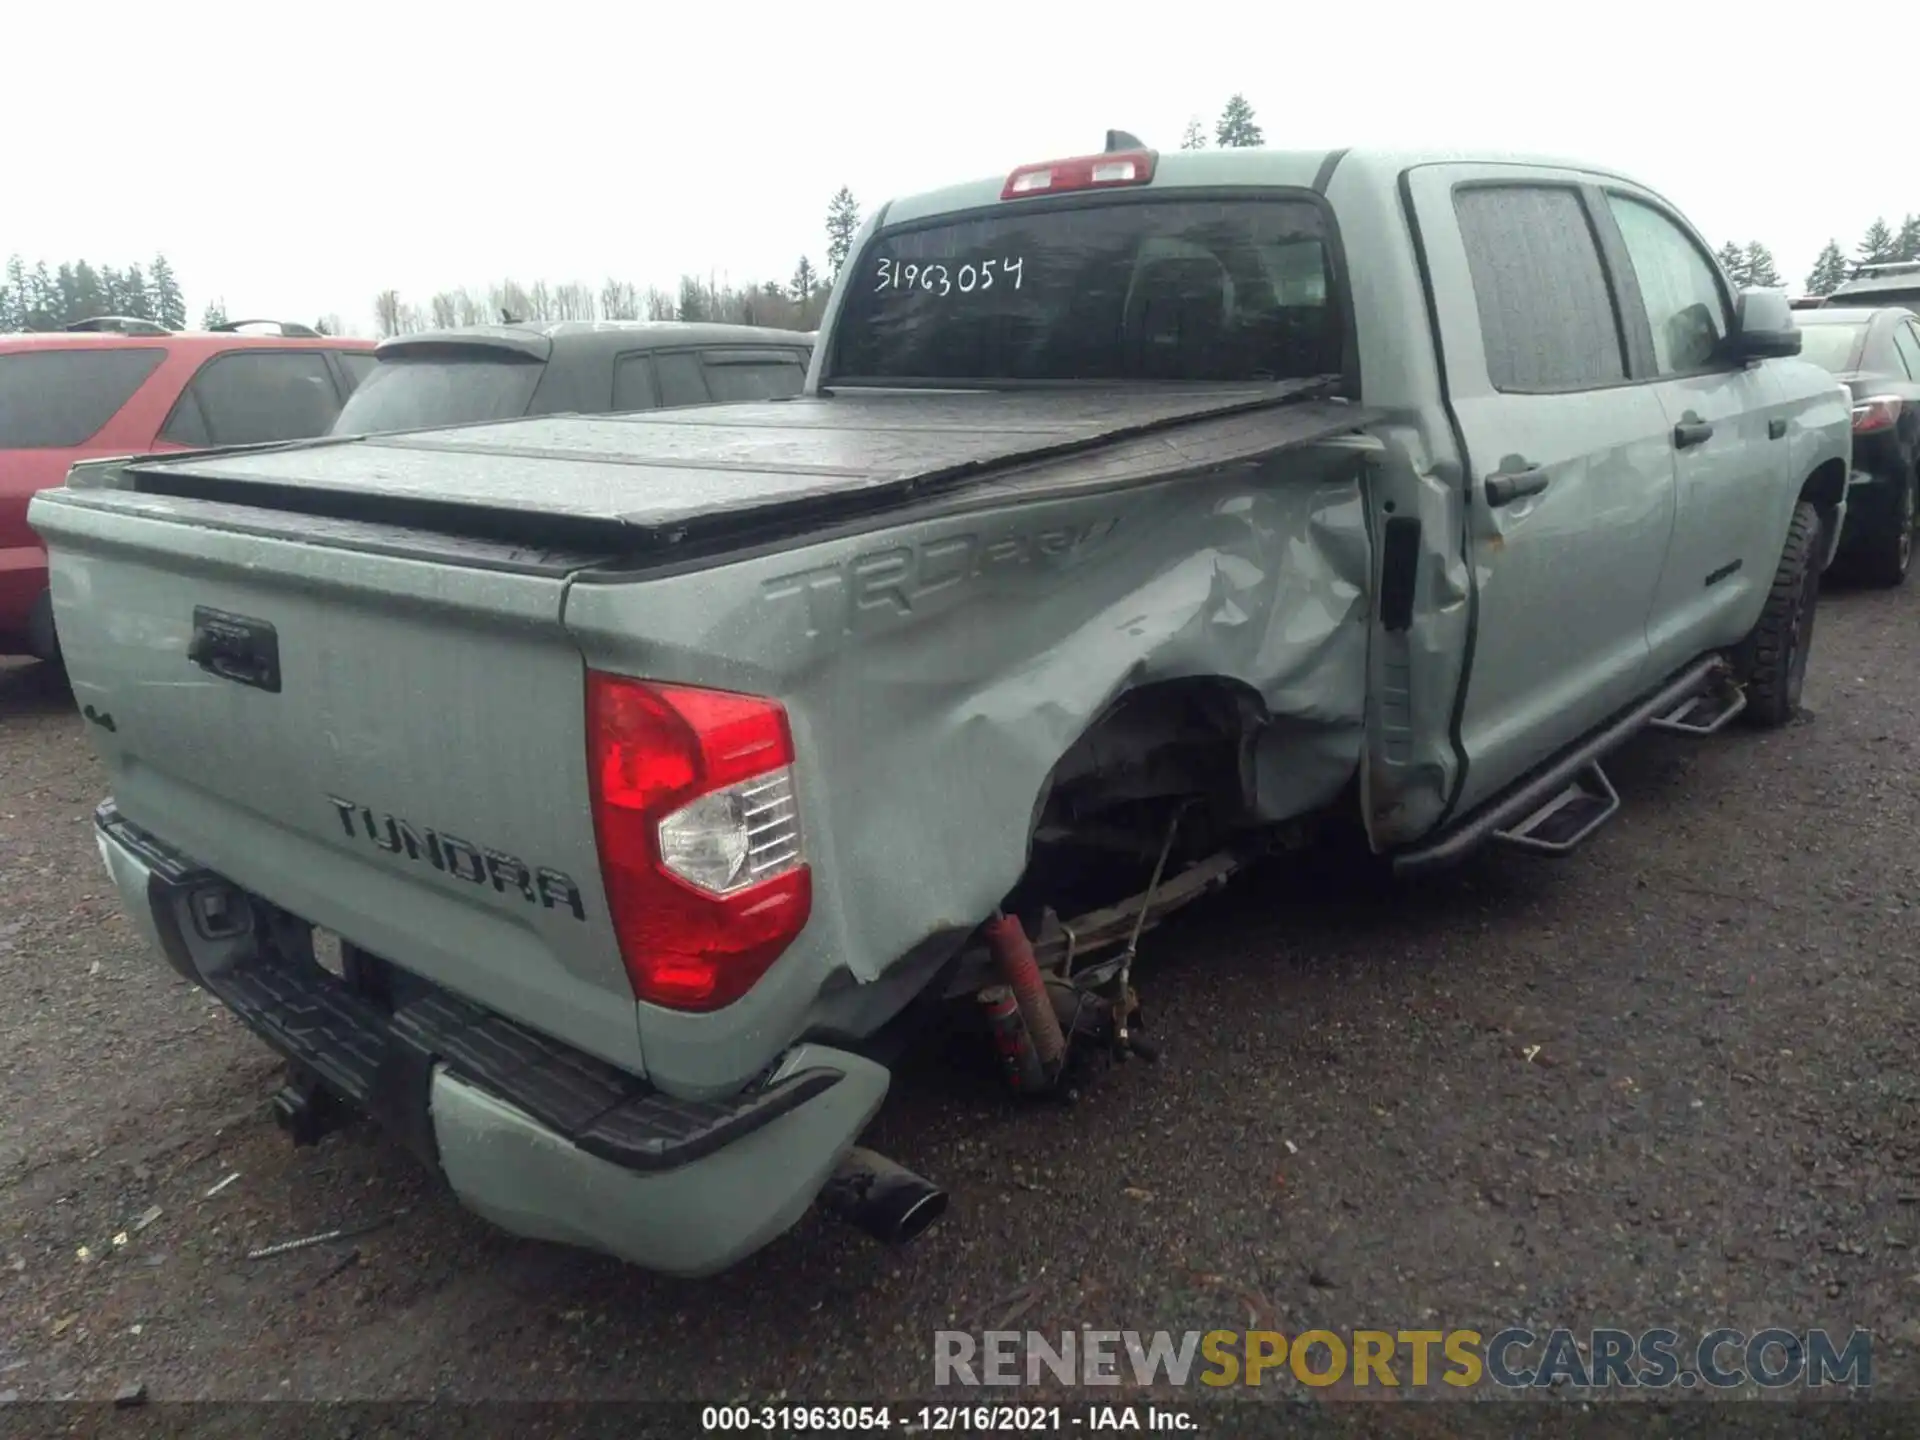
left=1800, top=458, right=1847, bottom=518
left=1003, top=676, right=1272, bottom=923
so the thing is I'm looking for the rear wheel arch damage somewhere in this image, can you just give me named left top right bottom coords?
left=1001, top=675, right=1343, bottom=927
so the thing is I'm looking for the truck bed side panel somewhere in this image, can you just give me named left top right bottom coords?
left=563, top=430, right=1375, bottom=1093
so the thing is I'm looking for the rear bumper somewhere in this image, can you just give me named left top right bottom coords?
left=95, top=802, right=890, bottom=1276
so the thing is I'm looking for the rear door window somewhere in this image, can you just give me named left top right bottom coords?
left=611, top=354, right=660, bottom=412
left=654, top=351, right=710, bottom=408
left=163, top=351, right=344, bottom=446
left=330, top=354, right=545, bottom=435
left=702, top=350, right=807, bottom=402
left=1453, top=185, right=1627, bottom=391
left=0, top=347, right=166, bottom=448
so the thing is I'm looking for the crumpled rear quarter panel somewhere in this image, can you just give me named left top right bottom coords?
left=564, top=439, right=1374, bottom=1094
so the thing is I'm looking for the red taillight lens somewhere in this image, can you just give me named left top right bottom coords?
left=1002, top=149, right=1157, bottom=201
left=1853, top=397, right=1902, bottom=433
left=587, top=672, right=810, bottom=1012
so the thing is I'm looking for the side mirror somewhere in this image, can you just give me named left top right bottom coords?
left=1727, top=289, right=1803, bottom=361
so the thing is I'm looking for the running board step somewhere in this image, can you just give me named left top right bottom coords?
left=1647, top=681, right=1746, bottom=736
left=1491, top=762, right=1619, bottom=856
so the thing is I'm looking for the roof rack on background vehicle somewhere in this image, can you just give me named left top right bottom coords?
left=63, top=316, right=173, bottom=335
left=208, top=319, right=322, bottom=338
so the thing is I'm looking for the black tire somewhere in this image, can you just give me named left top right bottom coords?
left=1856, top=470, right=1916, bottom=589
left=1737, top=500, right=1822, bottom=729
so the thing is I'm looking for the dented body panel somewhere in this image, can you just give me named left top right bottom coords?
left=562, top=430, right=1378, bottom=1092
left=28, top=143, right=1854, bottom=1274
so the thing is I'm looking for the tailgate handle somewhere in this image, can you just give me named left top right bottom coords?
left=187, top=607, right=283, bottom=693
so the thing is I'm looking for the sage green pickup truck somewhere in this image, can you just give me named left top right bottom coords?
left=31, top=140, right=1852, bottom=1275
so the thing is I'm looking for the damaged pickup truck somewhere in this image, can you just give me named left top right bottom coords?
left=31, top=141, right=1852, bottom=1276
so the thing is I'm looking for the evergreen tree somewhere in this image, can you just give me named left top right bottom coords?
left=2, top=255, right=25, bottom=330
left=1179, top=117, right=1207, bottom=150
left=1858, top=218, right=1896, bottom=266
left=1214, top=93, right=1263, bottom=148
left=201, top=298, right=229, bottom=329
left=1895, top=214, right=1920, bottom=264
left=825, top=186, right=861, bottom=278
left=29, top=263, right=55, bottom=329
left=1805, top=240, right=1849, bottom=296
left=1714, top=241, right=1749, bottom=287
left=70, top=261, right=105, bottom=322
left=790, top=256, right=819, bottom=304
left=676, top=275, right=709, bottom=322
left=54, top=263, right=78, bottom=325
left=1742, top=242, right=1781, bottom=289
left=149, top=254, right=186, bottom=329
left=98, top=266, right=124, bottom=314
left=120, top=263, right=151, bottom=320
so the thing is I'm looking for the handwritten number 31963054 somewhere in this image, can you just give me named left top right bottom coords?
left=874, top=256, right=1024, bottom=296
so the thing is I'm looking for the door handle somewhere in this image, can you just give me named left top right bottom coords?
left=1484, top=467, right=1551, bottom=508
left=1768, top=417, right=1787, bottom=440
left=1673, top=419, right=1715, bottom=449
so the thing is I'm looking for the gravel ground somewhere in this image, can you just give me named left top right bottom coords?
left=1, top=577, right=1916, bottom=1407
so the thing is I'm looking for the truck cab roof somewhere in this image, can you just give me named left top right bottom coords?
left=880, top=146, right=1646, bottom=226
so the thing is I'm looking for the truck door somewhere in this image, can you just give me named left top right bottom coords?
left=1404, top=165, right=1680, bottom=816
left=1596, top=189, right=1792, bottom=666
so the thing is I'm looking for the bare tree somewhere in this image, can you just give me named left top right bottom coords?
left=553, top=281, right=596, bottom=321
left=429, top=292, right=458, bottom=330
left=452, top=287, right=488, bottom=327
left=373, top=289, right=403, bottom=339
left=489, top=280, right=532, bottom=323
left=600, top=278, right=640, bottom=320
left=644, top=286, right=676, bottom=320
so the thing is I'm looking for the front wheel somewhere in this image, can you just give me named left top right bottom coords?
left=1856, top=470, right=1916, bottom=589
left=1736, top=500, right=1822, bottom=729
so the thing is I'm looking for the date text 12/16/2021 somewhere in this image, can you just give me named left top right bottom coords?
left=874, top=256, right=1025, bottom=296
left=701, top=1403, right=1197, bottom=1432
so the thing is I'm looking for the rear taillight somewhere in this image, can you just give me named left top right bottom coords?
left=586, top=673, right=810, bottom=1012
left=1002, top=149, right=1157, bottom=201
left=1853, top=396, right=1903, bottom=433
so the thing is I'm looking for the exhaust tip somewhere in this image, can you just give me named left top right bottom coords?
left=820, top=1146, right=948, bottom=1247
left=890, top=1186, right=949, bottom=1245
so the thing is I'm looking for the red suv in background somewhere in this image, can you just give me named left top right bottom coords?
left=0, top=319, right=377, bottom=660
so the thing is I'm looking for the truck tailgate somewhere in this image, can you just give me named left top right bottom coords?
left=31, top=489, right=644, bottom=1073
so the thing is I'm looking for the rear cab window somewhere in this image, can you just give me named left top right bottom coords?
left=331, top=351, right=545, bottom=435
left=0, top=347, right=167, bottom=448
left=827, top=195, right=1345, bottom=385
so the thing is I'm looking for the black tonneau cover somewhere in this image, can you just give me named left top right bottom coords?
left=111, top=382, right=1372, bottom=554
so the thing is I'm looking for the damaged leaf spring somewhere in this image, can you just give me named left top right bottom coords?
left=974, top=808, right=1209, bottom=1091
left=947, top=849, right=1238, bottom=1001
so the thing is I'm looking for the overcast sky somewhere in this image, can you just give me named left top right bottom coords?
left=10, top=1, right=1910, bottom=333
